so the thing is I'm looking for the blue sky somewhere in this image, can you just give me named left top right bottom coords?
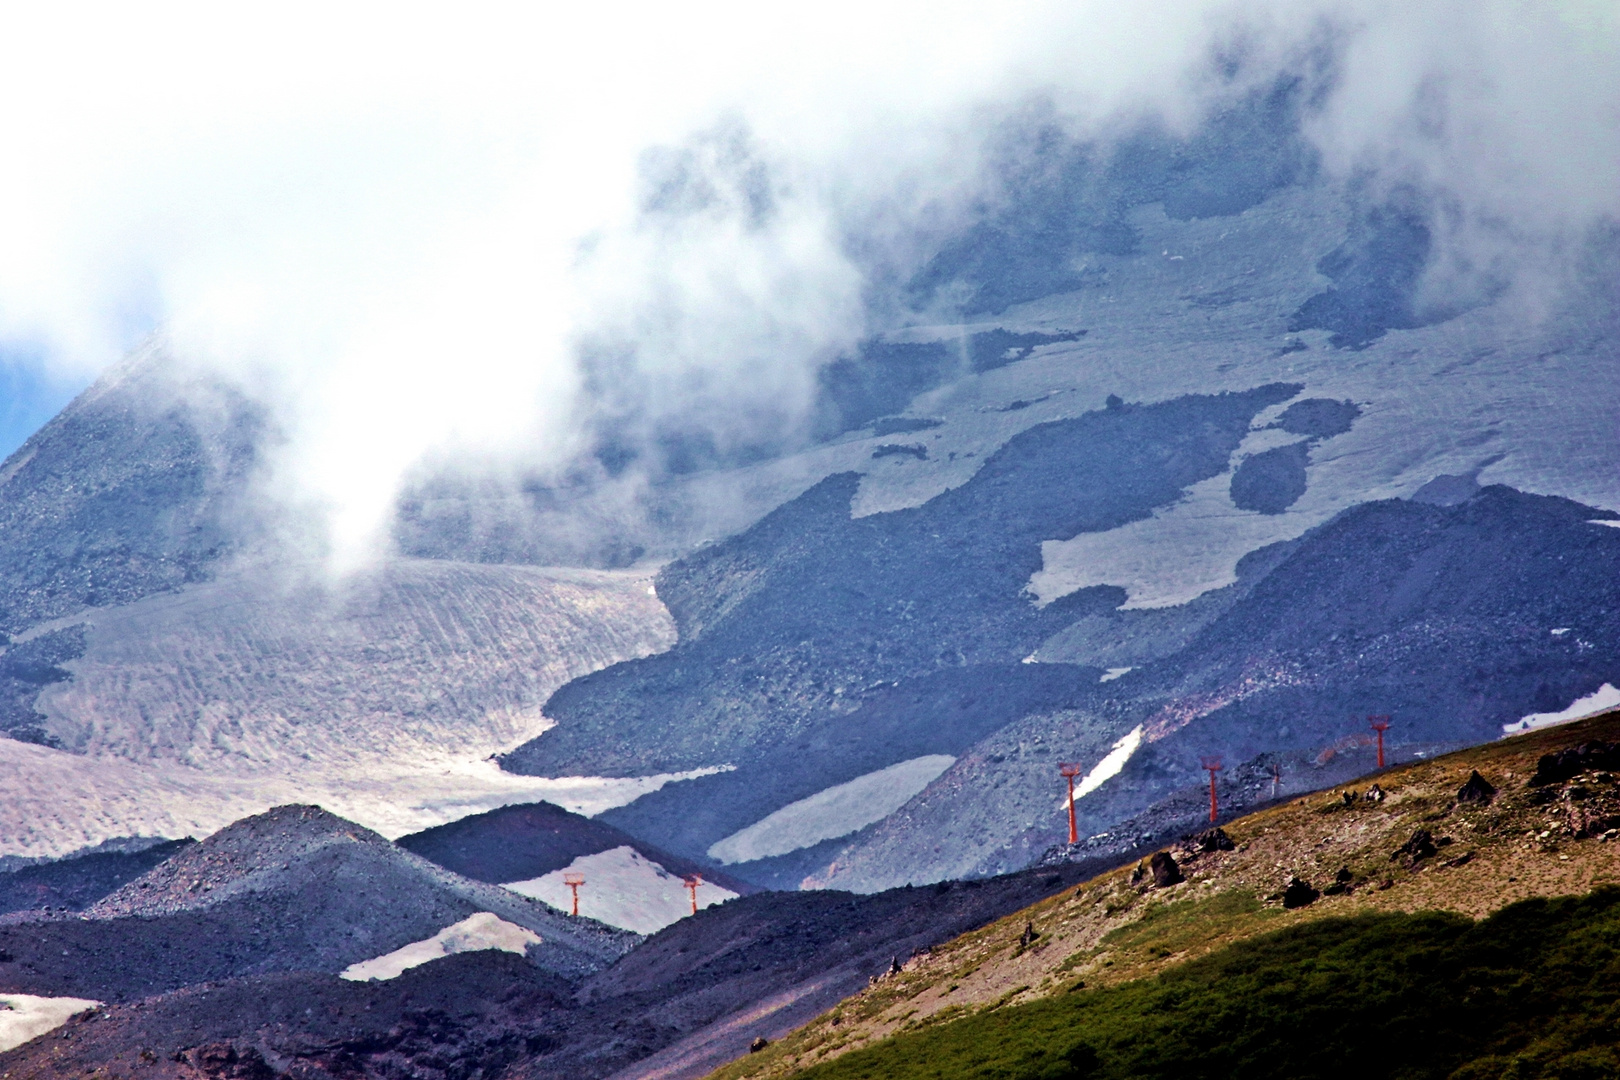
left=0, top=358, right=88, bottom=461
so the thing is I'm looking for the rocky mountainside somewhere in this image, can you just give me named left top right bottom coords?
left=722, top=708, right=1620, bottom=1080
left=0, top=803, right=1101, bottom=1078
left=814, top=485, right=1620, bottom=889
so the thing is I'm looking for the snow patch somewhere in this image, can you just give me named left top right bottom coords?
left=503, top=845, right=736, bottom=934
left=1503, top=684, right=1620, bottom=735
left=1099, top=667, right=1133, bottom=683
left=708, top=755, right=956, bottom=864
left=1057, top=726, right=1143, bottom=810
left=340, top=912, right=540, bottom=981
left=0, top=994, right=103, bottom=1052
left=1590, top=520, right=1620, bottom=528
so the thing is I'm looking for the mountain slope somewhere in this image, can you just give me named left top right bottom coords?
left=505, top=386, right=1301, bottom=867
left=817, top=485, right=1620, bottom=888
left=756, top=894, right=1620, bottom=1080
left=0, top=838, right=193, bottom=916
left=722, top=709, right=1620, bottom=1080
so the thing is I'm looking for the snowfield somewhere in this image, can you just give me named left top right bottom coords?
left=503, top=845, right=737, bottom=934
left=1504, top=684, right=1620, bottom=735
left=340, top=912, right=540, bottom=981
left=708, top=755, right=956, bottom=864
left=0, top=993, right=101, bottom=1053
left=0, top=559, right=711, bottom=860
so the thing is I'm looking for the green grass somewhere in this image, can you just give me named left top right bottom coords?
left=791, top=886, right=1620, bottom=1080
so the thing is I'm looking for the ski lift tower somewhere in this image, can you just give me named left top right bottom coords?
left=682, top=873, right=703, bottom=916
left=1201, top=756, right=1224, bottom=823
left=563, top=872, right=585, bottom=917
left=1058, top=762, right=1085, bottom=845
left=1369, top=715, right=1392, bottom=769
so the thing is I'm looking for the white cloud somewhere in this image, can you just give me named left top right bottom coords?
left=0, top=3, right=1610, bottom=565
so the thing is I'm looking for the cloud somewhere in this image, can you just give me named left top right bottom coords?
left=0, top=2, right=1611, bottom=566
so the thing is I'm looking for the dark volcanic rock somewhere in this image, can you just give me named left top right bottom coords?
left=1289, top=197, right=1440, bottom=348
left=0, top=624, right=86, bottom=744
left=1194, top=827, right=1237, bottom=853
left=1530, top=741, right=1620, bottom=787
left=0, top=864, right=1093, bottom=1080
left=1274, top=398, right=1361, bottom=438
left=1282, top=877, right=1320, bottom=909
left=1392, top=829, right=1439, bottom=866
left=0, top=352, right=265, bottom=643
left=506, top=385, right=1299, bottom=857
left=1149, top=851, right=1183, bottom=887
left=910, top=75, right=1315, bottom=314
left=828, top=486, right=1620, bottom=889
left=0, top=950, right=575, bottom=1080
left=1456, top=770, right=1498, bottom=806
left=1230, top=441, right=1310, bottom=514
left=0, top=837, right=193, bottom=916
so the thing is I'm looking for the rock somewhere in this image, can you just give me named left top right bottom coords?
left=1130, top=862, right=1146, bottom=885
left=1391, top=829, right=1438, bottom=865
left=1194, top=827, right=1236, bottom=852
left=1530, top=741, right=1620, bottom=787
left=1149, top=851, right=1183, bottom=888
left=750, top=1037, right=769, bottom=1053
left=1456, top=770, right=1497, bottom=806
left=1282, top=877, right=1320, bottom=909
left=1020, top=921, right=1037, bottom=948
left=1342, top=790, right=1358, bottom=806
left=191, top=1043, right=275, bottom=1080
left=1323, top=866, right=1354, bottom=896
left=1364, top=785, right=1385, bottom=803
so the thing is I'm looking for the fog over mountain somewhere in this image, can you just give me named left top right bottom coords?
left=0, top=6, right=1616, bottom=1075
left=0, top=3, right=1612, bottom=563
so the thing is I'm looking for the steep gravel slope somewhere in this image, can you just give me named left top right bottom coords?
left=0, top=839, right=193, bottom=916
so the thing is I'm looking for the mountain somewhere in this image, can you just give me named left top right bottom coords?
left=0, top=805, right=634, bottom=1004
left=397, top=800, right=755, bottom=933
left=0, top=804, right=1102, bottom=1078
left=721, top=707, right=1620, bottom=1080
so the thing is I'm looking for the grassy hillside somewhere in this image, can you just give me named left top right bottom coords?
left=720, top=710, right=1620, bottom=1080
left=784, top=892, right=1620, bottom=1080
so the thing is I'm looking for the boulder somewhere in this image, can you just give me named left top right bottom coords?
left=1282, top=877, right=1320, bottom=909
left=1149, top=851, right=1183, bottom=888
left=1391, top=828, right=1439, bottom=865
left=750, top=1037, right=769, bottom=1053
left=1530, top=741, right=1620, bottom=787
left=1194, top=827, right=1236, bottom=852
left=1456, top=770, right=1497, bottom=806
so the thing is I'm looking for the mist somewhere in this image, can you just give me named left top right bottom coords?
left=0, top=2, right=1613, bottom=568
